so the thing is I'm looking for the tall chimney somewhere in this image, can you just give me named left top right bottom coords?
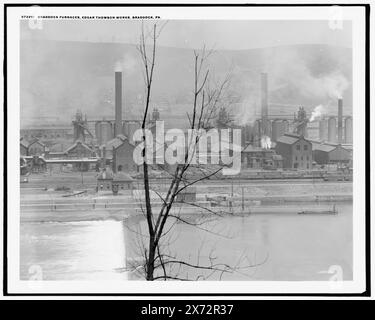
left=261, top=72, right=268, bottom=136
left=338, top=98, right=343, bottom=144
left=115, top=71, right=122, bottom=137
left=101, top=146, right=106, bottom=169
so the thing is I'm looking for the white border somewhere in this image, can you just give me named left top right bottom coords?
left=5, top=5, right=367, bottom=295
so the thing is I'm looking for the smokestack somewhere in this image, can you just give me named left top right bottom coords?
left=115, top=71, right=122, bottom=137
left=261, top=73, right=268, bottom=136
left=101, top=146, right=106, bottom=169
left=338, top=98, right=343, bottom=144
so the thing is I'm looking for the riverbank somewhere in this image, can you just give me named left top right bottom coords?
left=20, top=200, right=351, bottom=223
left=20, top=179, right=352, bottom=223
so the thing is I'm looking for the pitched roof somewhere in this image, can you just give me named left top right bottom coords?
left=65, top=141, right=94, bottom=154
left=20, top=139, right=30, bottom=148
left=28, top=139, right=46, bottom=147
left=276, top=135, right=300, bottom=145
left=276, top=133, right=309, bottom=145
left=103, top=135, right=135, bottom=149
left=312, top=143, right=336, bottom=152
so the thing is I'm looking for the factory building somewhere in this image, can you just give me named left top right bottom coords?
left=20, top=126, right=72, bottom=140
left=241, top=145, right=283, bottom=169
left=101, top=134, right=138, bottom=173
left=275, top=133, right=313, bottom=169
left=312, top=144, right=352, bottom=165
left=28, top=139, right=47, bottom=156
left=65, top=141, right=97, bottom=158
left=20, top=138, right=47, bottom=156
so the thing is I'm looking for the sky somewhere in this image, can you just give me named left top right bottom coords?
left=20, top=19, right=352, bottom=50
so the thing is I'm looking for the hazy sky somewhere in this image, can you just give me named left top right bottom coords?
left=21, top=20, right=352, bottom=50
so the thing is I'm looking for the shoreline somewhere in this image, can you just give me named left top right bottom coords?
left=20, top=200, right=352, bottom=223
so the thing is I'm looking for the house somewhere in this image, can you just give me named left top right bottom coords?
left=275, top=134, right=313, bottom=169
left=97, top=166, right=115, bottom=192
left=28, top=139, right=47, bottom=156
left=312, top=143, right=352, bottom=165
left=270, top=154, right=283, bottom=169
left=65, top=141, right=96, bottom=158
left=102, top=134, right=138, bottom=173
left=96, top=166, right=134, bottom=194
left=65, top=141, right=97, bottom=171
left=241, top=145, right=275, bottom=169
left=112, top=171, right=135, bottom=195
left=176, top=186, right=196, bottom=203
left=20, top=138, right=47, bottom=156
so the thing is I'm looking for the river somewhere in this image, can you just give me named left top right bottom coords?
left=20, top=202, right=352, bottom=281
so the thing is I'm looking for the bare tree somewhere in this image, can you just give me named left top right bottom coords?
left=133, top=22, right=262, bottom=281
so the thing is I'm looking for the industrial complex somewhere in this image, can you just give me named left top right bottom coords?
left=20, top=71, right=353, bottom=189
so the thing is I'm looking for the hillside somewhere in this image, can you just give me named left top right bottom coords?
left=20, top=40, right=352, bottom=127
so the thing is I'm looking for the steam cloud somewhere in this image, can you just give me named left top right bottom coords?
left=114, top=52, right=139, bottom=73
left=261, top=135, right=271, bottom=149
left=309, top=104, right=326, bottom=122
left=233, top=47, right=350, bottom=126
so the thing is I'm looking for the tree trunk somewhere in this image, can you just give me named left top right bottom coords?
left=146, top=239, right=156, bottom=281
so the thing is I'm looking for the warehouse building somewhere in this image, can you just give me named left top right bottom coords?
left=20, top=138, right=47, bottom=156
left=312, top=143, right=352, bottom=165
left=241, top=145, right=283, bottom=169
left=101, top=134, right=138, bottom=173
left=275, top=134, right=313, bottom=169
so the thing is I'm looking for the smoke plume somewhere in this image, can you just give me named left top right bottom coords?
left=114, top=52, right=139, bottom=73
left=261, top=135, right=271, bottom=149
left=309, top=104, right=326, bottom=122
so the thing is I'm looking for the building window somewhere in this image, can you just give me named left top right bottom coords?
left=296, top=145, right=300, bottom=150
left=301, top=156, right=303, bottom=160
left=295, top=156, right=298, bottom=161
left=307, top=164, right=309, bottom=169
left=304, top=145, right=308, bottom=151
left=307, top=156, right=309, bottom=161
left=294, top=163, right=298, bottom=168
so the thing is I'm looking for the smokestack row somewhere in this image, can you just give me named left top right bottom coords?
left=319, top=98, right=351, bottom=144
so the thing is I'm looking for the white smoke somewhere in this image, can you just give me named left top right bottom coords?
left=263, top=48, right=350, bottom=103
left=320, top=72, right=349, bottom=99
left=309, top=104, right=326, bottom=122
left=114, top=52, right=139, bottom=73
left=261, top=135, right=271, bottom=149
left=234, top=98, right=258, bottom=126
